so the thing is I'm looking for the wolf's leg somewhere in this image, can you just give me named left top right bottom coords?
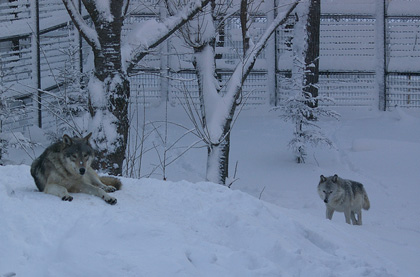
left=44, top=184, right=73, bottom=201
left=78, top=184, right=117, bottom=205
left=344, top=209, right=351, bottom=224
left=326, top=206, right=334, bottom=220
left=351, top=211, right=357, bottom=225
left=356, top=210, right=362, bottom=225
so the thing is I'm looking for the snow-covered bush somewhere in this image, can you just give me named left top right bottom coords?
left=280, top=92, right=339, bottom=163
left=0, top=94, right=35, bottom=163
left=44, top=45, right=89, bottom=141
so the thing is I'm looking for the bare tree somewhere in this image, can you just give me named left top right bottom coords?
left=167, top=0, right=298, bottom=185
left=61, top=0, right=210, bottom=175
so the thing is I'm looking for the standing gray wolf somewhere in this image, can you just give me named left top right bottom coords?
left=317, top=174, right=370, bottom=225
left=30, top=133, right=122, bottom=205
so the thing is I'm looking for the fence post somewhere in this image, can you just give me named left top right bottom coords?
left=160, top=3, right=169, bottom=103
left=376, top=0, right=387, bottom=111
left=266, top=0, right=277, bottom=106
left=31, top=0, right=41, bottom=127
left=78, top=0, right=83, bottom=74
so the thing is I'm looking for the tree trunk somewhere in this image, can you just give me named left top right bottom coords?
left=190, top=1, right=298, bottom=184
left=89, top=72, right=130, bottom=176
left=86, top=1, right=129, bottom=176
left=193, top=42, right=233, bottom=185
left=303, top=0, right=320, bottom=112
left=206, top=133, right=230, bottom=185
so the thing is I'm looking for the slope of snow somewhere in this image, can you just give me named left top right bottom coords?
left=1, top=107, right=420, bottom=276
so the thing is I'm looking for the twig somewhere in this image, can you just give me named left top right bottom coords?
left=259, top=186, right=266, bottom=200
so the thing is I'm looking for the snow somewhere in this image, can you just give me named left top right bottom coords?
left=321, top=0, right=376, bottom=14
left=1, top=107, right=420, bottom=276
left=121, top=0, right=210, bottom=71
left=94, top=0, right=113, bottom=22
left=194, top=44, right=225, bottom=143
left=387, top=0, right=420, bottom=16
left=122, top=19, right=168, bottom=56
left=88, top=76, right=107, bottom=108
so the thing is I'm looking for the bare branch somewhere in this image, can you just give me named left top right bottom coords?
left=122, top=0, right=130, bottom=17
left=61, top=0, right=101, bottom=51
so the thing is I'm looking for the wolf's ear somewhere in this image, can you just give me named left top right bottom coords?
left=320, top=175, right=326, bottom=182
left=84, top=132, right=92, bottom=141
left=332, top=174, right=338, bottom=183
left=63, top=134, right=72, bottom=146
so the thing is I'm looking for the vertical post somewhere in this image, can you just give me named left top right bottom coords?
left=376, top=0, right=386, bottom=110
left=160, top=3, right=169, bottom=102
left=31, top=0, right=41, bottom=127
left=78, top=0, right=83, bottom=74
left=383, top=0, right=387, bottom=110
left=266, top=0, right=277, bottom=106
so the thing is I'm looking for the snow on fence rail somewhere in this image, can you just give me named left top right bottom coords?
left=0, top=0, right=30, bottom=23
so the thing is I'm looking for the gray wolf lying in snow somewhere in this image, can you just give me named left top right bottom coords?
left=31, top=133, right=121, bottom=205
left=318, top=174, right=370, bottom=225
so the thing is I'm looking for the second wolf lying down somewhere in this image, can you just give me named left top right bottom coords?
left=318, top=174, right=370, bottom=225
left=30, top=133, right=122, bottom=205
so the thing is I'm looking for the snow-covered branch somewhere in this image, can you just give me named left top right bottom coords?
left=61, top=0, right=101, bottom=51
left=124, top=0, right=210, bottom=73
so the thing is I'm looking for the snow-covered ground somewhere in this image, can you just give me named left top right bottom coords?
left=1, top=107, right=419, bottom=276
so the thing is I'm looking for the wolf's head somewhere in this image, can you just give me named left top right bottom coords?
left=61, top=133, right=94, bottom=176
left=317, top=174, right=339, bottom=204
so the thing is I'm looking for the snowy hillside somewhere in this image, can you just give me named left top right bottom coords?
left=1, top=107, right=420, bottom=276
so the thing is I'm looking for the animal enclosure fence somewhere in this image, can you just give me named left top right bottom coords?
left=1, top=0, right=420, bottom=134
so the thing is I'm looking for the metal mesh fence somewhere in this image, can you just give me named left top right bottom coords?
left=3, top=1, right=420, bottom=133
left=387, top=74, right=420, bottom=108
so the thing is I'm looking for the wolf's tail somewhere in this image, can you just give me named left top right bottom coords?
left=100, top=176, right=123, bottom=190
left=363, top=189, right=370, bottom=210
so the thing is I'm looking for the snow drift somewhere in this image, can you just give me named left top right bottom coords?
left=1, top=108, right=420, bottom=277
left=0, top=165, right=408, bottom=277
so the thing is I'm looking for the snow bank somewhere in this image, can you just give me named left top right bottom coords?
left=1, top=108, right=420, bottom=276
left=0, top=164, right=406, bottom=276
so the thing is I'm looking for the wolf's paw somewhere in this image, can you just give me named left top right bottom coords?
left=104, top=185, right=117, bottom=193
left=103, top=196, right=117, bottom=205
left=62, top=195, right=73, bottom=202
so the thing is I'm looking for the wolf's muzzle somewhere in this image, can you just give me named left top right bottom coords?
left=79, top=168, right=86, bottom=175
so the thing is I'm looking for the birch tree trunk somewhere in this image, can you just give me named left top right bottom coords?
left=192, top=41, right=231, bottom=184
left=206, top=134, right=230, bottom=184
